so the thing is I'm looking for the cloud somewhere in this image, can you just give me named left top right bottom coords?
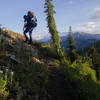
left=90, top=8, right=100, bottom=20
left=32, top=32, right=50, bottom=41
left=78, top=8, right=100, bottom=34
left=77, top=22, right=96, bottom=31
left=75, top=21, right=100, bottom=33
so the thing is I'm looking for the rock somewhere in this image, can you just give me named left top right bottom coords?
left=0, top=66, right=8, bottom=74
left=36, top=72, right=42, bottom=77
left=32, top=57, right=43, bottom=64
left=9, top=55, right=20, bottom=63
left=35, top=94, right=39, bottom=100
left=8, top=99, right=14, bottom=100
left=8, top=43, right=14, bottom=48
left=32, top=57, right=40, bottom=63
left=48, top=59, right=60, bottom=67
left=0, top=70, right=3, bottom=74
left=47, top=94, right=52, bottom=100
left=22, top=89, right=27, bottom=96
left=0, top=66, right=6, bottom=70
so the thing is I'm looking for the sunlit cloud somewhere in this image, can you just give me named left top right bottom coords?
left=74, top=7, right=100, bottom=34
left=90, top=8, right=100, bottom=20
left=77, top=22, right=97, bottom=29
left=75, top=21, right=100, bottom=34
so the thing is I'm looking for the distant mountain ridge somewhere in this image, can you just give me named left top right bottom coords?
left=40, top=32, right=100, bottom=51
left=61, top=32, right=100, bottom=51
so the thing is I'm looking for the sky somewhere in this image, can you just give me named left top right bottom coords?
left=0, top=0, right=100, bottom=40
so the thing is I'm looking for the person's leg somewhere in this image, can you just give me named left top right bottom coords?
left=29, top=28, right=33, bottom=44
left=23, top=27, right=30, bottom=41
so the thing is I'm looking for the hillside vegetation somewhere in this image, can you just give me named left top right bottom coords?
left=0, top=27, right=100, bottom=100
left=79, top=40, right=100, bottom=54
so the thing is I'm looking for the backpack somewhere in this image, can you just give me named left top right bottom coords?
left=32, top=16, right=37, bottom=28
left=27, top=15, right=37, bottom=28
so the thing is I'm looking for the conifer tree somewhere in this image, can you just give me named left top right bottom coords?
left=44, top=0, right=61, bottom=53
left=88, top=45, right=96, bottom=58
left=88, top=45, right=100, bottom=80
left=68, top=26, right=77, bottom=63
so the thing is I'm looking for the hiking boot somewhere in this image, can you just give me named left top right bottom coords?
left=24, top=40, right=28, bottom=43
left=28, top=42, right=32, bottom=45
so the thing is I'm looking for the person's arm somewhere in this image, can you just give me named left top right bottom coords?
left=23, top=21, right=27, bottom=31
left=24, top=21, right=27, bottom=27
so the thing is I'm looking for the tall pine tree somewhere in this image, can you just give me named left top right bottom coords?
left=44, top=0, right=61, bottom=53
left=68, top=26, right=77, bottom=63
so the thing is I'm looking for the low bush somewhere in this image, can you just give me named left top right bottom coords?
left=60, top=61, right=100, bottom=100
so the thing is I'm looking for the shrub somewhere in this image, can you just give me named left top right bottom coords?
left=61, top=61, right=100, bottom=100
left=0, top=77, right=9, bottom=99
left=71, top=61, right=97, bottom=81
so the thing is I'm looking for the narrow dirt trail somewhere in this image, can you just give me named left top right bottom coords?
left=48, top=67, right=70, bottom=100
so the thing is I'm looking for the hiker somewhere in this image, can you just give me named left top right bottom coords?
left=23, top=11, right=37, bottom=44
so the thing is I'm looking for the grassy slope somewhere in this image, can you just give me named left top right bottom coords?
left=0, top=30, right=65, bottom=100
left=0, top=30, right=100, bottom=100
